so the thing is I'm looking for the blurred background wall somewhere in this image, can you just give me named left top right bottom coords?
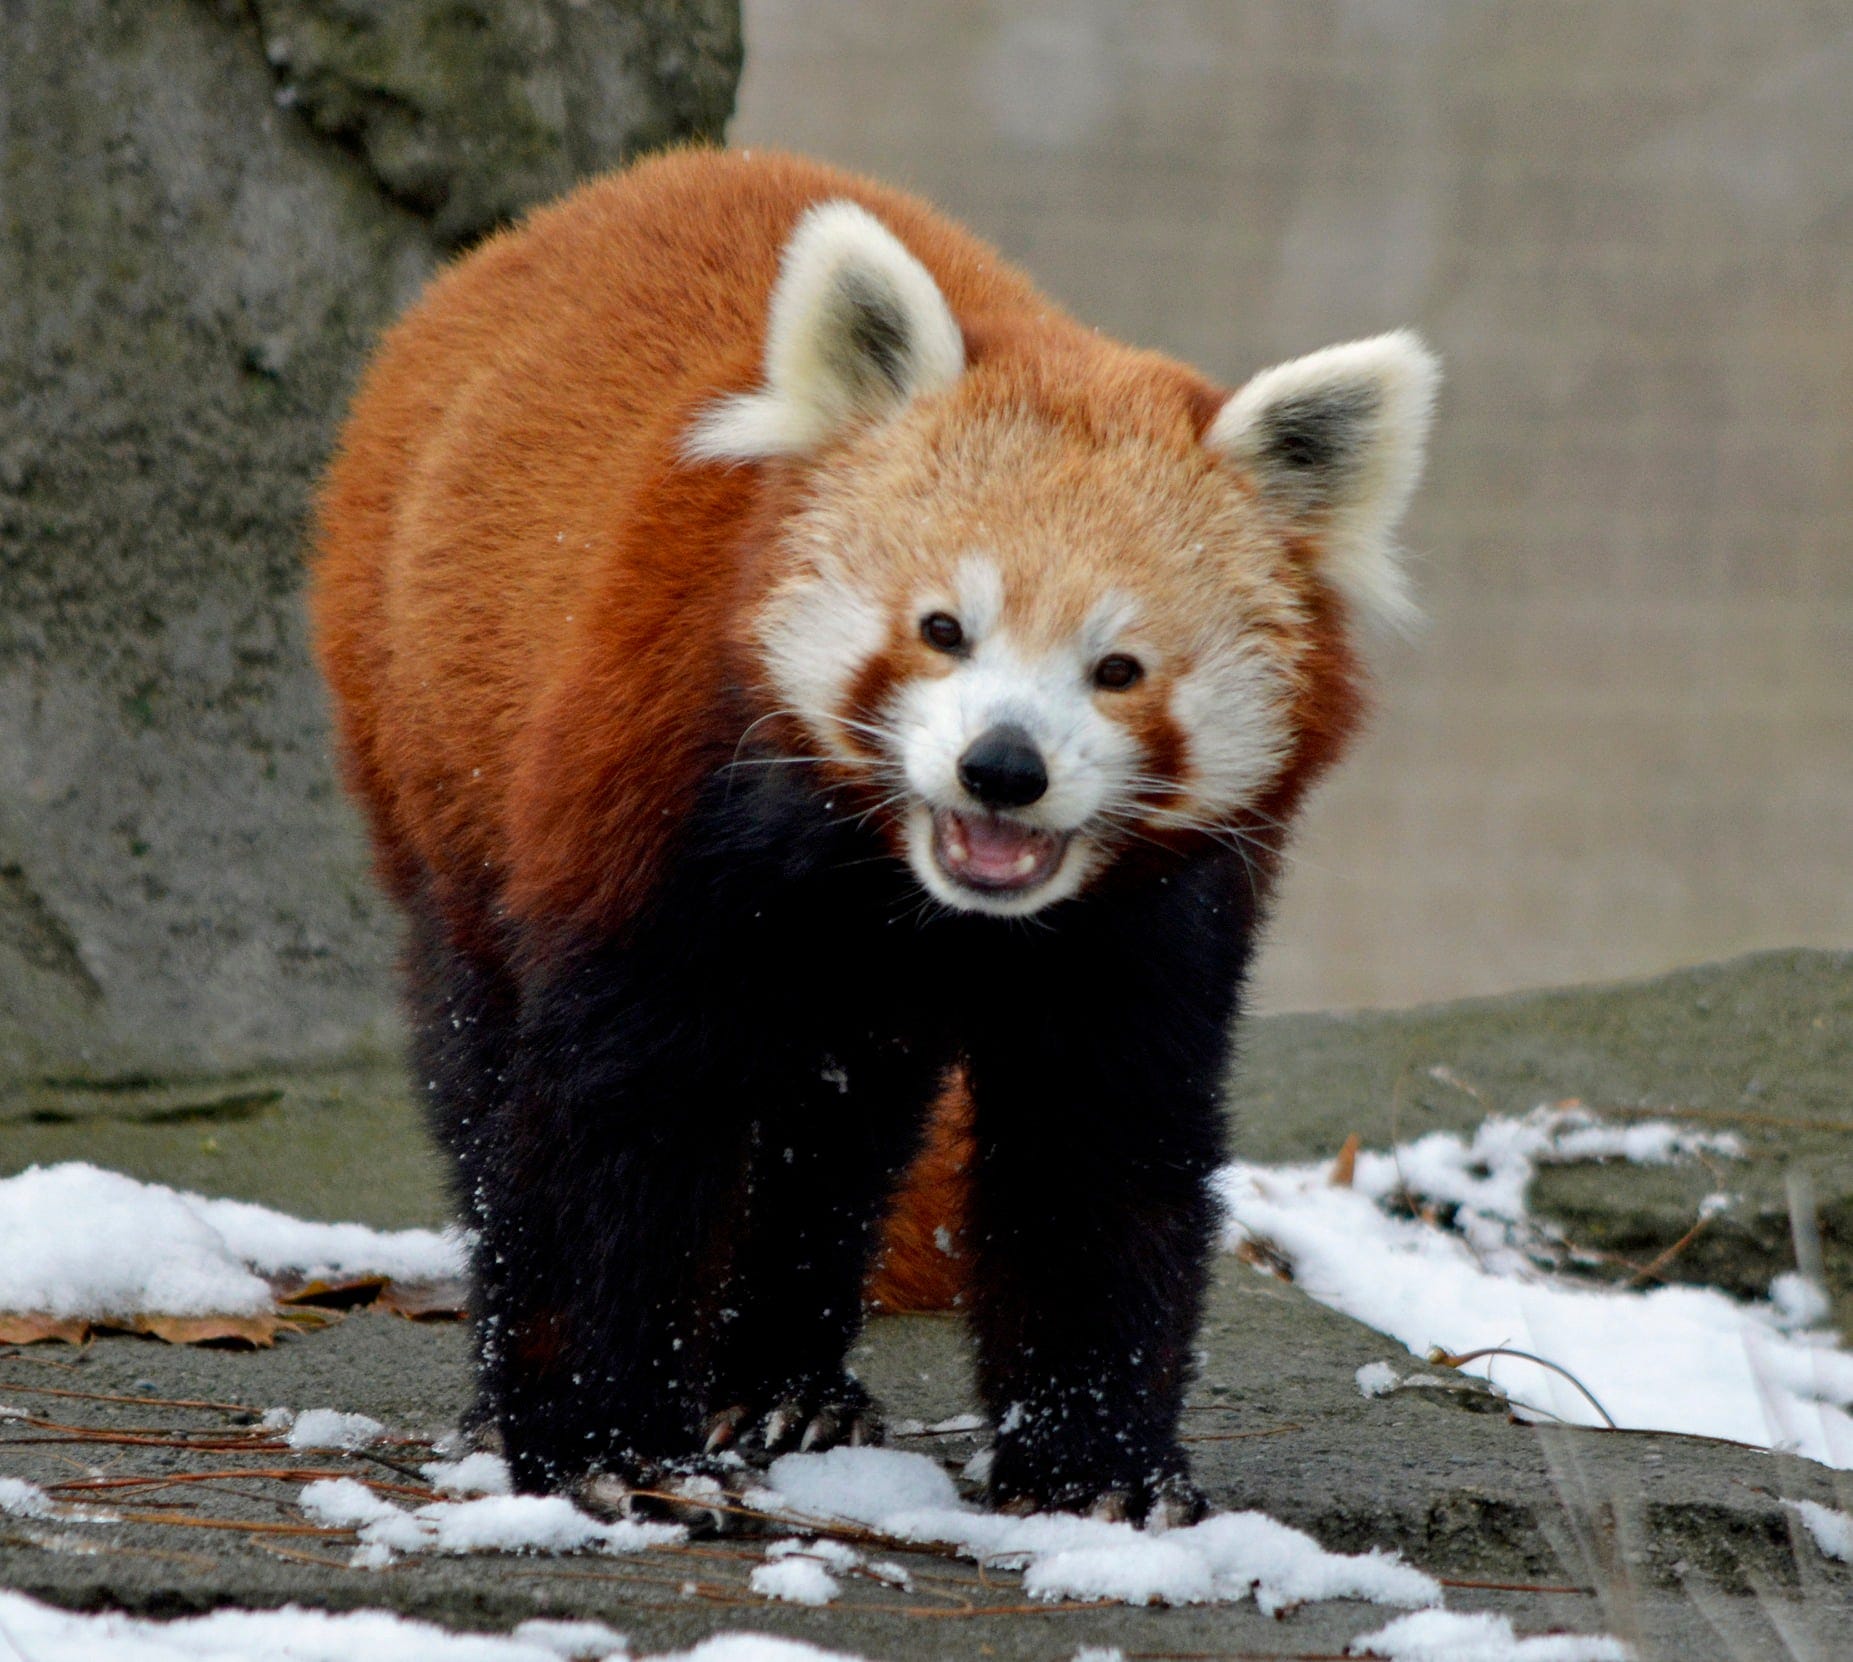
left=733, top=0, right=1852, bottom=1013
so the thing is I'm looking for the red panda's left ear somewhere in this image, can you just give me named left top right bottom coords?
left=1207, top=332, right=1439, bottom=632
left=684, top=201, right=965, bottom=464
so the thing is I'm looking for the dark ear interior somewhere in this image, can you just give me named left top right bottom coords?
left=830, top=270, right=913, bottom=397
left=1249, top=384, right=1383, bottom=509
left=1205, top=332, right=1439, bottom=630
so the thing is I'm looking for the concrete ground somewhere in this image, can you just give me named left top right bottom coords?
left=3, top=949, right=1852, bottom=1657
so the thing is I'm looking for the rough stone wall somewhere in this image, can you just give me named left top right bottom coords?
left=0, top=0, right=741, bottom=1092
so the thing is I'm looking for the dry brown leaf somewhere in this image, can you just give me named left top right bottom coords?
left=273, top=1274, right=388, bottom=1310
left=128, top=1313, right=287, bottom=1348
left=0, top=1313, right=93, bottom=1346
left=377, top=1277, right=469, bottom=1321
left=1329, top=1132, right=1361, bottom=1188
left=1233, top=1237, right=1293, bottom=1281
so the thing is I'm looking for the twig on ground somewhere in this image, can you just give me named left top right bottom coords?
left=1429, top=1345, right=1618, bottom=1428
left=0, top=1381, right=256, bottom=1414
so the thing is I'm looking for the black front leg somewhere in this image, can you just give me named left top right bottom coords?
left=962, top=856, right=1257, bottom=1523
left=477, top=943, right=765, bottom=1495
left=705, top=1036, right=948, bottom=1456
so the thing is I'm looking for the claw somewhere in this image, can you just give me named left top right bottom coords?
left=762, top=1401, right=803, bottom=1452
left=577, top=1472, right=649, bottom=1521
left=668, top=1473, right=731, bottom=1536
left=1087, top=1489, right=1133, bottom=1523
left=1144, top=1480, right=1209, bottom=1533
left=799, top=1407, right=840, bottom=1452
left=703, top=1405, right=747, bottom=1455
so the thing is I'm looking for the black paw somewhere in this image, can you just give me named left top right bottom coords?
left=701, top=1373, right=884, bottom=1461
left=990, top=1451, right=1207, bottom=1530
left=574, top=1456, right=764, bottom=1538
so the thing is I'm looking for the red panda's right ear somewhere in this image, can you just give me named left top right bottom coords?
left=683, top=201, right=965, bottom=464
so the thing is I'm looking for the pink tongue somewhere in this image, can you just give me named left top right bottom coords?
left=961, top=815, right=1042, bottom=878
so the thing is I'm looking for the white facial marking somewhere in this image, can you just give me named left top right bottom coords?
left=886, top=559, right=1149, bottom=914
left=1162, top=642, right=1292, bottom=825
left=950, top=553, right=1004, bottom=643
left=757, top=543, right=886, bottom=759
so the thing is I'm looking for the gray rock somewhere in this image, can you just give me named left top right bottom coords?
left=0, top=0, right=741, bottom=1096
left=1, top=951, right=1849, bottom=1655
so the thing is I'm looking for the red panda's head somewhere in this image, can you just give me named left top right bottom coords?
left=688, top=203, right=1438, bottom=917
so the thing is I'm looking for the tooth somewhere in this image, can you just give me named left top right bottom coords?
left=1013, top=852, right=1036, bottom=875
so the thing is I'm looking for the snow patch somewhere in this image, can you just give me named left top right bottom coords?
left=1356, top=1361, right=1399, bottom=1398
left=511, top=1620, right=629, bottom=1659
left=298, top=1478, right=682, bottom=1565
left=750, top=1555, right=841, bottom=1605
left=755, top=1447, right=1438, bottom=1612
left=1787, top=1498, right=1853, bottom=1563
left=0, top=1477, right=53, bottom=1518
left=425, top=1451, right=516, bottom=1497
left=1216, top=1106, right=1853, bottom=1467
left=0, top=1162, right=464, bottom=1321
left=287, top=1409, right=385, bottom=1451
left=1351, top=1608, right=1632, bottom=1660
left=0, top=1590, right=873, bottom=1660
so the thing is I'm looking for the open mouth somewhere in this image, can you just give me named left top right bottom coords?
left=930, top=808, right=1068, bottom=893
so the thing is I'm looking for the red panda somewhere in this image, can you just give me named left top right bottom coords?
left=310, top=148, right=1436, bottom=1528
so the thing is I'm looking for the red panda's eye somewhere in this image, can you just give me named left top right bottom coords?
left=921, top=612, right=965, bottom=653
left=1093, top=653, right=1143, bottom=691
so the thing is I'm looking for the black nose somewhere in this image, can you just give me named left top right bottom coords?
left=957, top=723, right=1048, bottom=808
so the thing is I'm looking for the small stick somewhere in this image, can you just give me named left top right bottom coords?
left=1626, top=1211, right=1715, bottom=1288
left=102, top=1510, right=358, bottom=1538
left=47, top=1469, right=432, bottom=1500
left=0, top=1381, right=255, bottom=1414
left=1429, top=1346, right=1618, bottom=1429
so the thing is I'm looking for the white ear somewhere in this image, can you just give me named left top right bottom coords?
left=685, top=201, right=965, bottom=463
left=1208, top=331, right=1439, bottom=631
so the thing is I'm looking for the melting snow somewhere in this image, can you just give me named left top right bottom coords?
left=0, top=1591, right=866, bottom=1660
left=0, top=1162, right=463, bottom=1319
left=1350, top=1608, right=1631, bottom=1660
left=288, top=1409, right=387, bottom=1451
left=299, top=1474, right=681, bottom=1566
left=0, top=1476, right=53, bottom=1518
left=1216, top=1105, right=1853, bottom=1467
left=749, top=1554, right=842, bottom=1605
left=753, top=1446, right=1438, bottom=1614
left=1787, top=1498, right=1853, bottom=1563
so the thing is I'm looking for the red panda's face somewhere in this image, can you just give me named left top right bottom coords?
left=687, top=200, right=1438, bottom=916
left=752, top=407, right=1309, bottom=916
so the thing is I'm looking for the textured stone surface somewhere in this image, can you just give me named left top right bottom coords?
left=0, top=0, right=740, bottom=1094
left=1, top=952, right=1849, bottom=1653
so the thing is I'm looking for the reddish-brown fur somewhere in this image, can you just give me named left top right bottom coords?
left=311, top=148, right=1364, bottom=1313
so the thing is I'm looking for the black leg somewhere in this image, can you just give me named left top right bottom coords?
left=466, top=940, right=773, bottom=1494
left=400, top=895, right=521, bottom=1440
left=961, top=856, right=1257, bottom=1522
left=706, top=1037, right=948, bottom=1455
